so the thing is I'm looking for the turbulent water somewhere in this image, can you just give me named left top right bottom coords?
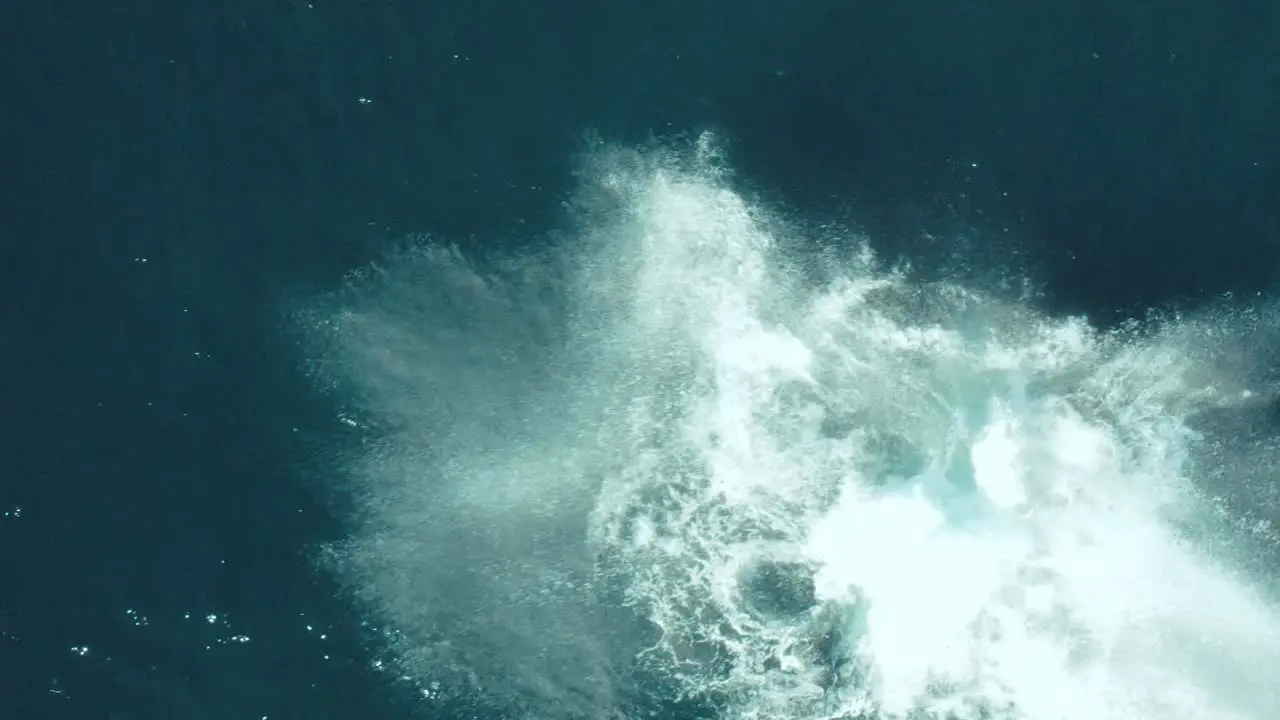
left=302, top=134, right=1280, bottom=719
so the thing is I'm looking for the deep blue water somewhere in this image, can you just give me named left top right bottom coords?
left=1, top=1, right=1278, bottom=718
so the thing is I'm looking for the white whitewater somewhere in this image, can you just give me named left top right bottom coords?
left=303, top=134, right=1280, bottom=719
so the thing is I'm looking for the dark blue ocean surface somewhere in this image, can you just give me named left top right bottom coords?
left=2, top=2, right=1279, bottom=718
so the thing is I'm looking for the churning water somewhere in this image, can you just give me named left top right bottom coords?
left=302, top=135, right=1280, bottom=719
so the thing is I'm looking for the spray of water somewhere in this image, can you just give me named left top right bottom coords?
left=302, top=134, right=1280, bottom=719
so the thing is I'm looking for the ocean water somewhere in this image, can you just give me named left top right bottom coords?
left=302, top=135, right=1280, bottom=719
left=4, top=2, right=1280, bottom=719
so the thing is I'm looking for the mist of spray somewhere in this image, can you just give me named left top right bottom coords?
left=302, top=134, right=1280, bottom=719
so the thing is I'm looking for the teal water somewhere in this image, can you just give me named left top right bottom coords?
left=2, top=2, right=1279, bottom=718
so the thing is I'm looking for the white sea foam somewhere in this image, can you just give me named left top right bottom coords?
left=303, top=134, right=1280, bottom=719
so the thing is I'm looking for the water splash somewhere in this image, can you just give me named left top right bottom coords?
left=301, top=134, right=1280, bottom=719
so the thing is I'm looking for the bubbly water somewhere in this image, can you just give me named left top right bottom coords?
left=302, top=135, right=1280, bottom=719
